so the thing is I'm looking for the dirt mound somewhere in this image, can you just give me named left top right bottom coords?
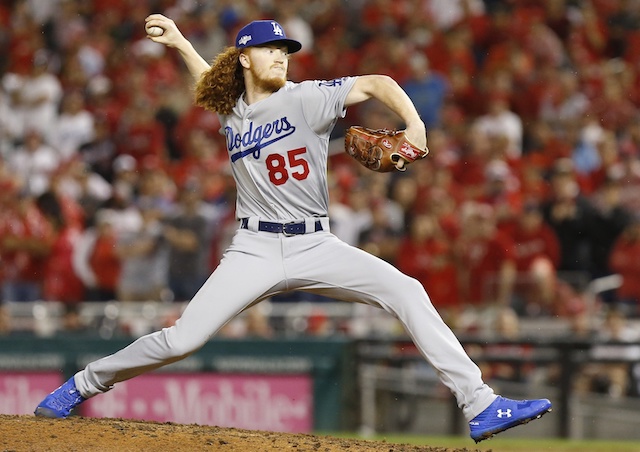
left=0, top=414, right=485, bottom=451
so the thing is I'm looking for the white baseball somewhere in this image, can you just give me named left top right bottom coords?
left=146, top=26, right=164, bottom=37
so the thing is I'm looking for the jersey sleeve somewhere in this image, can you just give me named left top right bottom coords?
left=299, top=77, right=357, bottom=136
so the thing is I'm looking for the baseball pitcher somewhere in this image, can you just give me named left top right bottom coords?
left=35, top=14, right=551, bottom=443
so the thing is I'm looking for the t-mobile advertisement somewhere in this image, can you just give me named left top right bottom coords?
left=81, top=373, right=313, bottom=433
left=0, top=373, right=63, bottom=415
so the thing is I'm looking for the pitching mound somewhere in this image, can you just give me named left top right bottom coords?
left=0, top=414, right=485, bottom=451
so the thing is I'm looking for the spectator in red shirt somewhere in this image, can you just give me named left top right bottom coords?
left=567, top=0, right=609, bottom=63
left=452, top=124, right=493, bottom=200
left=169, top=128, right=228, bottom=200
left=172, top=105, right=224, bottom=156
left=454, top=202, right=517, bottom=308
left=447, top=63, right=483, bottom=118
left=0, top=193, right=55, bottom=302
left=477, top=159, right=523, bottom=227
left=356, top=32, right=412, bottom=84
left=89, top=217, right=121, bottom=301
left=519, top=161, right=551, bottom=205
left=131, top=37, right=181, bottom=92
left=502, top=201, right=561, bottom=315
left=426, top=25, right=476, bottom=78
left=35, top=191, right=85, bottom=304
left=85, top=75, right=126, bottom=136
left=116, top=99, right=166, bottom=167
left=396, top=213, right=459, bottom=315
left=73, top=209, right=122, bottom=302
left=588, top=74, right=638, bottom=135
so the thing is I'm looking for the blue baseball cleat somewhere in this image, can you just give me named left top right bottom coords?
left=34, top=377, right=86, bottom=418
left=469, top=396, right=552, bottom=443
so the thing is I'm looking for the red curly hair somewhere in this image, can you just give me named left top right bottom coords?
left=194, top=47, right=244, bottom=115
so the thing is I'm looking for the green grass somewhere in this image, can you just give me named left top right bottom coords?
left=322, top=433, right=640, bottom=452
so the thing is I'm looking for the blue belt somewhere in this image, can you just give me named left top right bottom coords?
left=240, top=218, right=323, bottom=236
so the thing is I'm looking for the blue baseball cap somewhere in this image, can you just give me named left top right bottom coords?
left=235, top=20, right=302, bottom=54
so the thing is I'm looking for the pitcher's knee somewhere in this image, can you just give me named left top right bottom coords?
left=162, top=327, right=208, bottom=359
left=385, top=275, right=433, bottom=306
left=400, top=275, right=429, bottom=298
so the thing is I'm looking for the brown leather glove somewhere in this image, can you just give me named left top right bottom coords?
left=344, top=126, right=429, bottom=172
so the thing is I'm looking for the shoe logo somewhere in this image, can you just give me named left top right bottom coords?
left=497, top=409, right=512, bottom=418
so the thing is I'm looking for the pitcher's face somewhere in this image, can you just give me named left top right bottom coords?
left=242, top=45, right=289, bottom=92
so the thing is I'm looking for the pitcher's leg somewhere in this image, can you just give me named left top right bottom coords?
left=286, top=234, right=495, bottom=420
left=76, top=230, right=283, bottom=398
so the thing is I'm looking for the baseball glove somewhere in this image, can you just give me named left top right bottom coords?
left=344, top=126, right=429, bottom=172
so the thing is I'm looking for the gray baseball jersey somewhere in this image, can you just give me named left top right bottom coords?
left=220, top=77, right=356, bottom=221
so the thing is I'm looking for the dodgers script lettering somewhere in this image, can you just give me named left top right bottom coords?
left=226, top=117, right=296, bottom=162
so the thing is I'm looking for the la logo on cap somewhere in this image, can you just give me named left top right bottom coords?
left=271, top=22, right=283, bottom=37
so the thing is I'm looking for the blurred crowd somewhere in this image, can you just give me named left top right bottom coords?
left=3, top=0, right=640, bottom=337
